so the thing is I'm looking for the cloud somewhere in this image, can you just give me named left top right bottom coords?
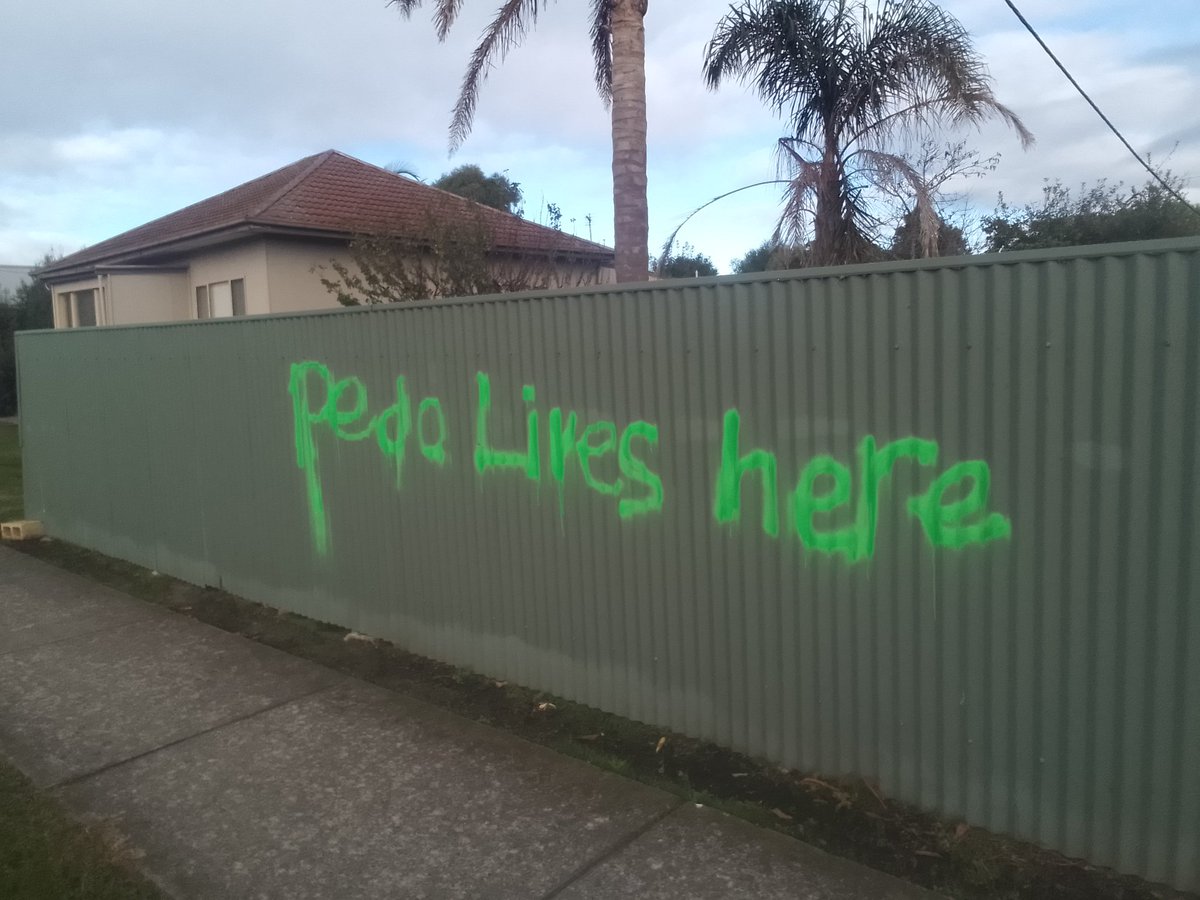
left=961, top=25, right=1200, bottom=210
left=0, top=0, right=1195, bottom=270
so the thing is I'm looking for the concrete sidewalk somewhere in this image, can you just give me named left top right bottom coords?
left=0, top=546, right=937, bottom=899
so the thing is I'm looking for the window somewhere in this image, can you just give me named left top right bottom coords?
left=196, top=278, right=245, bottom=319
left=76, top=290, right=97, bottom=326
left=58, top=289, right=98, bottom=328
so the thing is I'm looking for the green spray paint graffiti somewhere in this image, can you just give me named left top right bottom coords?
left=288, top=363, right=1008, bottom=560
left=290, top=363, right=664, bottom=555
left=713, top=410, right=1011, bottom=560
left=290, top=362, right=442, bottom=556
left=473, top=371, right=663, bottom=519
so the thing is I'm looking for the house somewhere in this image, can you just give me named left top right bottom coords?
left=37, top=151, right=615, bottom=328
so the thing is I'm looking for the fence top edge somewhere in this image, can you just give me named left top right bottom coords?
left=16, top=235, right=1200, bottom=340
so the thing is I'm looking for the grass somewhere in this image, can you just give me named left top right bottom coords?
left=0, top=420, right=1192, bottom=900
left=0, top=757, right=162, bottom=899
left=0, top=423, right=21, bottom=521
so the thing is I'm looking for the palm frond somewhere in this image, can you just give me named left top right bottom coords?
left=591, top=0, right=614, bottom=103
left=387, top=0, right=425, bottom=18
left=704, top=0, right=832, bottom=133
left=857, top=148, right=937, bottom=255
left=434, top=0, right=467, bottom=40
left=449, top=0, right=541, bottom=151
left=774, top=138, right=824, bottom=246
left=387, top=0, right=466, bottom=41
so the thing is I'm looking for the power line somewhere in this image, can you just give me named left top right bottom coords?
left=1002, top=0, right=1200, bottom=220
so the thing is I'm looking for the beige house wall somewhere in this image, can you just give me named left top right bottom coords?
left=188, top=240, right=270, bottom=317
left=105, top=272, right=189, bottom=325
left=264, top=238, right=355, bottom=313
left=46, top=236, right=612, bottom=327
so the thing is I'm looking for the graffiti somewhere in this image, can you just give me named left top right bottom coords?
left=289, top=362, right=1009, bottom=560
left=473, top=371, right=664, bottom=518
left=617, top=422, right=664, bottom=520
left=290, top=363, right=664, bottom=554
left=713, top=409, right=780, bottom=537
left=908, top=460, right=1012, bottom=550
left=714, top=412, right=1011, bottom=560
left=417, top=397, right=448, bottom=465
left=474, top=373, right=539, bottom=479
left=290, top=362, right=438, bottom=556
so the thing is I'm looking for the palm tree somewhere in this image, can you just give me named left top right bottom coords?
left=704, top=0, right=1033, bottom=266
left=389, top=0, right=649, bottom=283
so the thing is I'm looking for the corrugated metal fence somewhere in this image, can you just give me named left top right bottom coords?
left=17, top=238, right=1200, bottom=891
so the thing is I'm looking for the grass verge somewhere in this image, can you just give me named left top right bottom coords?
left=0, top=757, right=162, bottom=899
left=0, top=421, right=21, bottom=522
left=0, top=423, right=1191, bottom=900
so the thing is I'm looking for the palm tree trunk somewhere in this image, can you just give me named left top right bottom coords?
left=610, top=0, right=649, bottom=283
left=813, top=137, right=842, bottom=266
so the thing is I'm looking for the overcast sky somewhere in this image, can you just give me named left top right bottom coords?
left=2, top=0, right=1197, bottom=272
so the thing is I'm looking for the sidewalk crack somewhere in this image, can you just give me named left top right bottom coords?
left=538, top=798, right=686, bottom=899
left=47, top=682, right=340, bottom=792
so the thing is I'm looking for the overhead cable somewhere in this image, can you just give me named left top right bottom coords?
left=1002, top=0, right=1200, bottom=220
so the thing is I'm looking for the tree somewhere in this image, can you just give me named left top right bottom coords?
left=732, top=240, right=810, bottom=274
left=890, top=208, right=968, bottom=259
left=433, top=165, right=523, bottom=213
left=704, top=0, right=1032, bottom=267
left=875, top=138, right=997, bottom=257
left=0, top=258, right=54, bottom=416
left=315, top=206, right=599, bottom=306
left=390, top=0, right=650, bottom=283
left=983, top=175, right=1200, bottom=252
left=732, top=241, right=776, bottom=275
left=654, top=243, right=718, bottom=278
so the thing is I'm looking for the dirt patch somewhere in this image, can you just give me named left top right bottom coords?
left=11, top=538, right=1194, bottom=900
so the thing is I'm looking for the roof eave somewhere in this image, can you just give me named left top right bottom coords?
left=36, top=223, right=354, bottom=283
left=37, top=220, right=614, bottom=284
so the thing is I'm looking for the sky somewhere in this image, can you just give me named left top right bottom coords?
left=1, top=0, right=1197, bottom=273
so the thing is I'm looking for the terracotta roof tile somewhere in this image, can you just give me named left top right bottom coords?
left=43, top=151, right=613, bottom=275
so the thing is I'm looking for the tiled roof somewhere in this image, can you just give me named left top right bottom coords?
left=43, top=151, right=613, bottom=275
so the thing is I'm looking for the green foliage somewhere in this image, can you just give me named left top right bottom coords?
left=318, top=213, right=494, bottom=305
left=315, top=208, right=595, bottom=306
left=732, top=240, right=810, bottom=274
left=654, top=244, right=718, bottom=278
left=0, top=257, right=55, bottom=417
left=732, top=242, right=774, bottom=275
left=983, top=176, right=1200, bottom=252
left=890, top=209, right=969, bottom=260
left=433, top=165, right=523, bottom=214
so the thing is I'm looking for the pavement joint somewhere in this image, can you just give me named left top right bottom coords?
left=47, top=682, right=341, bottom=792
left=538, top=798, right=687, bottom=900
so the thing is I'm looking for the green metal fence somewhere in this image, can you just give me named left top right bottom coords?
left=17, top=237, right=1200, bottom=891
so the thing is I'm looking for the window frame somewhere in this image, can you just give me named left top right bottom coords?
left=195, top=278, right=245, bottom=320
